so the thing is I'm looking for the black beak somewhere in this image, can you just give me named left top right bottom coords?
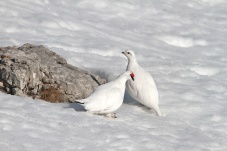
left=131, top=75, right=134, bottom=81
left=122, top=51, right=125, bottom=54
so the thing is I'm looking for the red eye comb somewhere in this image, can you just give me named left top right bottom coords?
left=130, top=72, right=135, bottom=81
left=130, top=72, right=134, bottom=77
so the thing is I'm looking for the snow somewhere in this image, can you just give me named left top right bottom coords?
left=0, top=0, right=227, bottom=150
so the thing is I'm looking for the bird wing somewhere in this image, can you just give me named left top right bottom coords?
left=84, top=87, right=122, bottom=113
left=83, top=74, right=127, bottom=113
left=88, top=80, right=115, bottom=99
left=127, top=66, right=159, bottom=105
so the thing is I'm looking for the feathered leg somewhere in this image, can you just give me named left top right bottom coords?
left=106, top=113, right=117, bottom=118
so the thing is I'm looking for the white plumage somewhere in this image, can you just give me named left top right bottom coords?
left=122, top=50, right=163, bottom=116
left=73, top=71, right=135, bottom=118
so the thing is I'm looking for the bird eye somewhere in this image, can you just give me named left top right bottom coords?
left=127, top=52, right=130, bottom=54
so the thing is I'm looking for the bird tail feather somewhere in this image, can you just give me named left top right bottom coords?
left=75, top=101, right=84, bottom=104
left=69, top=99, right=85, bottom=104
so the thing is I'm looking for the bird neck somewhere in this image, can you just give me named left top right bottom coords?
left=127, top=58, right=138, bottom=70
left=117, top=75, right=129, bottom=86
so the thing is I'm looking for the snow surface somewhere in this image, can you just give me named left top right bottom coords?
left=1, top=0, right=227, bottom=150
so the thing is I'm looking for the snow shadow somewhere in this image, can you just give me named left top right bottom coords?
left=124, top=91, right=159, bottom=114
left=89, top=69, right=117, bottom=82
left=123, top=91, right=143, bottom=106
left=63, top=103, right=86, bottom=112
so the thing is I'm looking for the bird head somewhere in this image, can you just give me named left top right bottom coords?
left=122, top=50, right=136, bottom=60
left=120, top=71, right=135, bottom=81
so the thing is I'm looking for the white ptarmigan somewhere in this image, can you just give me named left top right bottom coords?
left=122, top=50, right=163, bottom=116
left=73, top=71, right=135, bottom=118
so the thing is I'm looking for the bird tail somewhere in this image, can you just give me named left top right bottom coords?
left=69, top=99, right=85, bottom=104
left=75, top=101, right=84, bottom=104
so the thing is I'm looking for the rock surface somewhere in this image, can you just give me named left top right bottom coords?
left=0, top=43, right=106, bottom=102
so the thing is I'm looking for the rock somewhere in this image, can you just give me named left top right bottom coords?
left=0, top=43, right=106, bottom=102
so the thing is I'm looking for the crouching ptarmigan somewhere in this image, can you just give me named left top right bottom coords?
left=122, top=50, right=163, bottom=116
left=71, top=71, right=135, bottom=118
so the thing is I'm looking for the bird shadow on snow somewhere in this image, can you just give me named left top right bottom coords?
left=123, top=91, right=158, bottom=115
left=123, top=91, right=138, bottom=105
left=63, top=103, right=85, bottom=112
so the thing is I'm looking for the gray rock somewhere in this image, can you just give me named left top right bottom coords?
left=0, top=43, right=106, bottom=102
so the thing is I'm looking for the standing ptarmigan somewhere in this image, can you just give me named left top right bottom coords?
left=72, top=71, right=135, bottom=118
left=122, top=50, right=163, bottom=116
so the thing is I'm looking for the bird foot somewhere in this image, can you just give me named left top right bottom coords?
left=157, top=113, right=166, bottom=117
left=106, top=113, right=117, bottom=118
left=161, top=113, right=167, bottom=117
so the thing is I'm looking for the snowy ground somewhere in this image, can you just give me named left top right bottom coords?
left=1, top=0, right=227, bottom=150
